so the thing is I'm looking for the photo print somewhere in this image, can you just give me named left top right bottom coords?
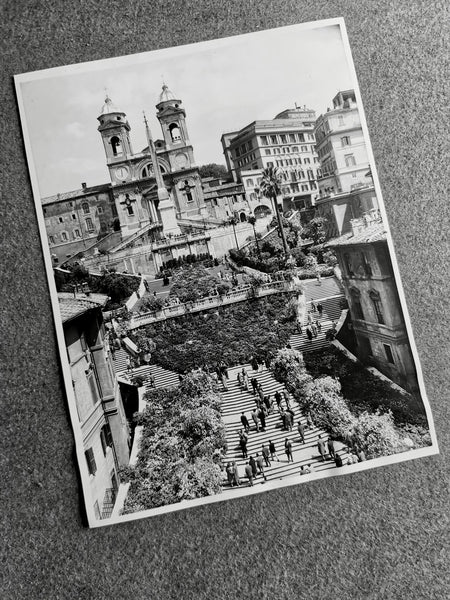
left=15, top=18, right=438, bottom=527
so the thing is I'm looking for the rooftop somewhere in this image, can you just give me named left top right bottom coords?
left=326, top=210, right=387, bottom=247
left=58, top=292, right=109, bottom=323
left=41, top=183, right=111, bottom=206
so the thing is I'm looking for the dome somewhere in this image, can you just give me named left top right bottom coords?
left=158, top=84, right=178, bottom=103
left=100, top=95, right=124, bottom=115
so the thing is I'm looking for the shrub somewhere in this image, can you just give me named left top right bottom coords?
left=302, top=377, right=356, bottom=439
left=121, top=372, right=226, bottom=514
left=170, top=264, right=230, bottom=303
left=351, top=411, right=408, bottom=459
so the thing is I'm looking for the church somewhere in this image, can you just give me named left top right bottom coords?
left=43, top=84, right=242, bottom=275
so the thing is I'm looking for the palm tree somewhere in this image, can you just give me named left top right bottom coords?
left=259, top=166, right=289, bottom=258
left=247, top=215, right=261, bottom=260
left=228, top=216, right=239, bottom=249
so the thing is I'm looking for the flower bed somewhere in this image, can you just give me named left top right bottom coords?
left=120, top=371, right=226, bottom=514
left=132, top=292, right=298, bottom=373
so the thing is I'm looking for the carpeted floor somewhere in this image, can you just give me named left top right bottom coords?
left=1, top=1, right=449, bottom=598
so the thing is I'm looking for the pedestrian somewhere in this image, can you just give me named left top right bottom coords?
left=296, top=320, right=303, bottom=335
left=249, top=455, right=258, bottom=478
left=316, top=272, right=321, bottom=285
left=245, top=462, right=254, bottom=486
left=285, top=410, right=293, bottom=431
left=258, top=408, right=266, bottom=431
left=263, top=395, right=271, bottom=412
left=306, top=412, right=315, bottom=429
left=251, top=377, right=258, bottom=395
left=226, top=462, right=234, bottom=486
left=275, top=390, right=283, bottom=410
left=335, top=452, right=344, bottom=468
left=282, top=391, right=291, bottom=410
left=237, top=371, right=243, bottom=388
left=255, top=453, right=267, bottom=480
left=356, top=448, right=366, bottom=462
left=311, top=322, right=318, bottom=338
left=258, top=356, right=265, bottom=372
left=232, top=461, right=241, bottom=486
left=251, top=356, right=259, bottom=371
left=317, top=302, right=323, bottom=316
left=327, top=437, right=336, bottom=459
left=316, top=319, right=322, bottom=333
left=148, top=373, right=155, bottom=388
left=307, top=313, right=313, bottom=325
left=306, top=326, right=313, bottom=341
left=258, top=385, right=265, bottom=404
left=284, top=438, right=294, bottom=463
left=242, top=368, right=249, bottom=390
left=262, top=444, right=271, bottom=467
left=297, top=420, right=305, bottom=444
left=126, top=356, right=132, bottom=372
left=251, top=409, right=260, bottom=432
left=317, top=435, right=328, bottom=461
left=241, top=412, right=250, bottom=432
left=221, top=372, right=228, bottom=391
left=311, top=298, right=316, bottom=312
left=240, top=436, right=248, bottom=459
left=264, top=354, right=272, bottom=370
left=269, top=440, right=279, bottom=461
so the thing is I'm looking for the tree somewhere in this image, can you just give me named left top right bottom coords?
left=259, top=166, right=289, bottom=258
left=301, top=216, right=327, bottom=246
left=248, top=215, right=261, bottom=260
left=352, top=411, right=407, bottom=459
left=228, top=216, right=239, bottom=249
left=198, top=163, right=229, bottom=179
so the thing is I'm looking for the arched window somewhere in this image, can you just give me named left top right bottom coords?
left=141, top=164, right=153, bottom=178
left=169, top=123, right=182, bottom=142
left=240, top=212, right=247, bottom=222
left=110, top=136, right=123, bottom=156
left=61, top=231, right=68, bottom=242
left=82, top=202, right=90, bottom=214
left=350, top=288, right=364, bottom=320
left=85, top=218, right=94, bottom=232
left=369, top=290, right=385, bottom=324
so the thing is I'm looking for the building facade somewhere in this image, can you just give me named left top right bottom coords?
left=314, top=90, right=372, bottom=197
left=327, top=210, right=418, bottom=393
left=60, top=292, right=130, bottom=519
left=42, top=183, right=118, bottom=263
left=221, top=106, right=320, bottom=216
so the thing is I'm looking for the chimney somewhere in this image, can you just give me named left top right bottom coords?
left=81, top=182, right=87, bottom=190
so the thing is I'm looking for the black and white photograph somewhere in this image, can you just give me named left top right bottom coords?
left=15, top=18, right=438, bottom=527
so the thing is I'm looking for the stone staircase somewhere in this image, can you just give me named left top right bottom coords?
left=219, top=364, right=342, bottom=489
left=289, top=295, right=344, bottom=353
left=112, top=347, right=179, bottom=390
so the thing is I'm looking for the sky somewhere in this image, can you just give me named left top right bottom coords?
left=17, top=21, right=357, bottom=198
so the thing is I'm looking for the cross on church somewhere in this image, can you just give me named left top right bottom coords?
left=180, top=180, right=195, bottom=203
left=120, top=193, right=137, bottom=214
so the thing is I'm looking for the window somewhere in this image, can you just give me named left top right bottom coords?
left=370, top=290, right=385, bottom=324
left=100, top=423, right=113, bottom=456
left=246, top=179, right=254, bottom=187
left=270, top=135, right=277, bottom=144
left=344, top=253, right=354, bottom=276
left=49, top=236, right=55, bottom=245
left=61, top=231, right=68, bottom=242
left=85, top=448, right=97, bottom=475
left=384, top=344, right=395, bottom=364
left=98, top=206, right=103, bottom=214
left=338, top=115, right=344, bottom=126
left=126, top=205, right=135, bottom=215
left=86, top=218, right=94, bottom=231
left=260, top=135, right=268, bottom=145
left=341, top=136, right=351, bottom=146
left=58, top=217, right=64, bottom=223
left=345, top=154, right=356, bottom=167
left=291, top=183, right=299, bottom=192
left=301, top=184, right=308, bottom=191
left=301, top=145, right=308, bottom=152
left=82, top=202, right=90, bottom=214
left=267, top=161, right=274, bottom=167
left=169, top=122, right=181, bottom=142
left=72, top=214, right=76, bottom=220
left=304, top=158, right=311, bottom=164
left=292, top=146, right=299, bottom=153
left=110, top=135, right=123, bottom=156
left=265, top=149, right=271, bottom=155
left=289, top=134, right=296, bottom=143
left=350, top=288, right=364, bottom=319
left=352, top=172, right=357, bottom=178
left=280, top=134, right=287, bottom=143
left=73, top=228, right=81, bottom=238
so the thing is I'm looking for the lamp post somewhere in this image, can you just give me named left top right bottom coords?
left=228, top=216, right=239, bottom=250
